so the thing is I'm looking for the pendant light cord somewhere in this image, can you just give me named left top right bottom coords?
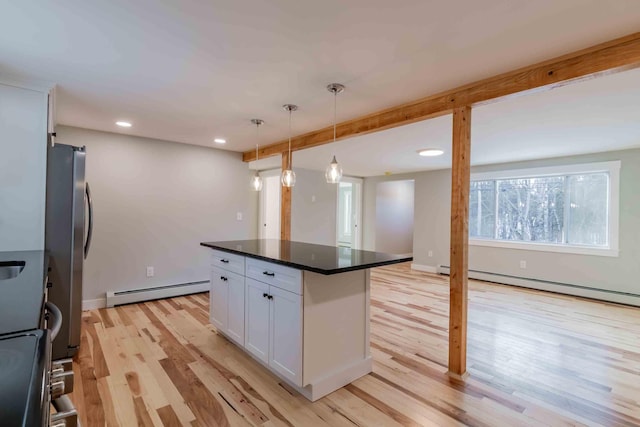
left=288, top=108, right=292, bottom=169
left=255, top=121, right=259, bottom=161
left=333, top=89, right=337, bottom=143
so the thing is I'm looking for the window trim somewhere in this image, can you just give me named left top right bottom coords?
left=469, top=161, right=620, bottom=257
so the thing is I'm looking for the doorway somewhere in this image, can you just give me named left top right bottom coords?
left=259, top=170, right=281, bottom=239
left=336, top=176, right=363, bottom=249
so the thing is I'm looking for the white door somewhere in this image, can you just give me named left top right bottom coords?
left=336, top=177, right=363, bottom=249
left=245, top=278, right=270, bottom=363
left=259, top=171, right=281, bottom=239
left=225, top=271, right=245, bottom=346
left=269, top=286, right=303, bottom=386
left=209, top=267, right=228, bottom=332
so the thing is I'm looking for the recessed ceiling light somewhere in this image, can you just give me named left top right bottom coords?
left=418, top=148, right=444, bottom=157
left=214, top=138, right=226, bottom=144
left=116, top=121, right=132, bottom=128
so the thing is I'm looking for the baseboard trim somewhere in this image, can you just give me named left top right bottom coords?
left=438, top=266, right=640, bottom=307
left=447, top=371, right=470, bottom=382
left=303, top=357, right=373, bottom=402
left=106, top=280, right=209, bottom=307
left=82, top=298, right=106, bottom=310
left=411, top=263, right=438, bottom=273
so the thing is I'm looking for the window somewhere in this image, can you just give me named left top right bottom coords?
left=469, top=161, right=620, bottom=257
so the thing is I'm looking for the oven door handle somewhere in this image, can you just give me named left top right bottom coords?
left=45, top=301, right=63, bottom=341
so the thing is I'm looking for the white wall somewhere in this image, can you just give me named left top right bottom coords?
left=362, top=172, right=418, bottom=251
left=0, top=83, right=47, bottom=251
left=375, top=180, right=414, bottom=254
left=56, top=126, right=258, bottom=304
left=291, top=168, right=337, bottom=246
left=406, top=148, right=640, bottom=298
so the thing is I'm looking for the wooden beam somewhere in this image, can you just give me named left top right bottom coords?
left=448, top=106, right=471, bottom=380
left=280, top=152, right=291, bottom=240
left=243, top=31, right=640, bottom=162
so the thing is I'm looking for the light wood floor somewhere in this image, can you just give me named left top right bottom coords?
left=70, top=263, right=640, bottom=426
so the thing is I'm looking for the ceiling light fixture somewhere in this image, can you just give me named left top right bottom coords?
left=250, top=119, right=264, bottom=192
left=214, top=138, right=226, bottom=144
left=281, top=104, right=298, bottom=188
left=418, top=148, right=444, bottom=157
left=325, top=83, right=345, bottom=184
left=116, top=121, right=132, bottom=128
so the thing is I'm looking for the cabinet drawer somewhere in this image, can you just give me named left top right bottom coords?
left=210, top=249, right=245, bottom=275
left=246, top=258, right=302, bottom=295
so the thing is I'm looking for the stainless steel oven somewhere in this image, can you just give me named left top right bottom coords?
left=0, top=329, right=51, bottom=426
left=0, top=301, right=80, bottom=426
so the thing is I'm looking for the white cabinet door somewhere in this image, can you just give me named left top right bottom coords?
left=209, top=267, right=228, bottom=332
left=245, top=278, right=270, bottom=364
left=0, top=84, right=47, bottom=251
left=269, top=286, right=303, bottom=386
left=226, top=271, right=245, bottom=346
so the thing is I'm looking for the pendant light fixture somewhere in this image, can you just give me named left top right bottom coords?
left=325, top=83, right=345, bottom=184
left=250, top=119, right=264, bottom=191
left=281, top=104, right=298, bottom=188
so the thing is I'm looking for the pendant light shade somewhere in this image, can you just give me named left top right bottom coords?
left=250, top=119, right=264, bottom=191
left=325, top=155, right=343, bottom=184
left=281, top=104, right=298, bottom=188
left=281, top=169, right=296, bottom=187
left=251, top=171, right=263, bottom=191
left=326, top=83, right=345, bottom=183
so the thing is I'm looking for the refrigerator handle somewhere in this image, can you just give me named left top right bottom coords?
left=84, top=182, right=93, bottom=259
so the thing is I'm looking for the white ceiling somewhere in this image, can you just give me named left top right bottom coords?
left=254, top=67, right=640, bottom=176
left=1, top=1, right=640, bottom=154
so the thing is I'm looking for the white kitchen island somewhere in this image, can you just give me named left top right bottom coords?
left=200, top=239, right=412, bottom=401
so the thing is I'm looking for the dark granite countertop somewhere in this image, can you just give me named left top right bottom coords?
left=0, top=251, right=49, bottom=336
left=200, top=239, right=412, bottom=275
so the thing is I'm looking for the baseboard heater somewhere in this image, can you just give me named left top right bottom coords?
left=105, top=280, right=209, bottom=308
left=437, top=265, right=640, bottom=307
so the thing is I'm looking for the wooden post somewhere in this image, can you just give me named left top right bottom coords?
left=281, top=151, right=292, bottom=241
left=448, top=105, right=471, bottom=380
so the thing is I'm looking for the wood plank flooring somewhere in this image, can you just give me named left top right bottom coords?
left=70, top=263, right=640, bottom=426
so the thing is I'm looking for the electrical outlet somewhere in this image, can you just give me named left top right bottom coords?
left=146, top=266, right=154, bottom=277
left=311, top=195, right=316, bottom=203
left=428, top=250, right=433, bottom=257
left=519, top=260, right=527, bottom=269
left=236, top=212, right=243, bottom=221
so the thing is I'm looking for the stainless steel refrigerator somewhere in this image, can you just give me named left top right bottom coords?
left=45, top=143, right=93, bottom=360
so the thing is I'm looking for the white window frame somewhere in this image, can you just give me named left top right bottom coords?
left=469, top=161, right=620, bottom=257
